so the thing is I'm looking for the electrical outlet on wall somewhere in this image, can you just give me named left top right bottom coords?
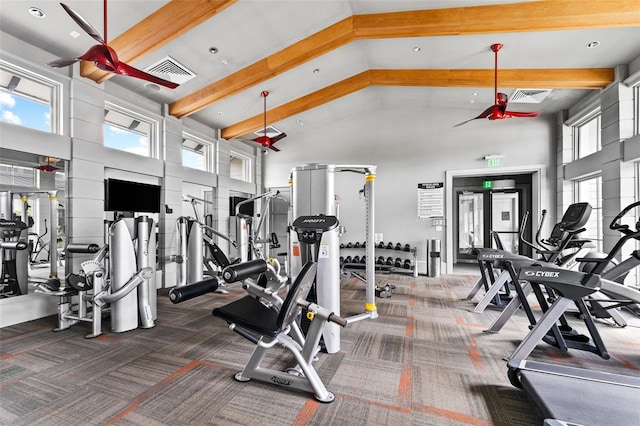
left=374, top=233, right=383, bottom=243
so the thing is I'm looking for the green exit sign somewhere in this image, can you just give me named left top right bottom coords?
left=486, top=157, right=501, bottom=167
left=482, top=180, right=492, bottom=189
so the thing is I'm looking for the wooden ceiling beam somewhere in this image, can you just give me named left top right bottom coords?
left=221, top=68, right=613, bottom=139
left=174, top=0, right=637, bottom=119
left=369, top=68, right=614, bottom=89
left=169, top=17, right=356, bottom=118
left=352, top=0, right=640, bottom=38
left=221, top=72, right=370, bottom=139
left=80, top=0, right=238, bottom=83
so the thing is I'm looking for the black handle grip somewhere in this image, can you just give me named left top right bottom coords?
left=66, top=243, right=100, bottom=253
left=328, top=313, right=348, bottom=328
left=169, top=278, right=220, bottom=304
left=222, top=259, right=268, bottom=283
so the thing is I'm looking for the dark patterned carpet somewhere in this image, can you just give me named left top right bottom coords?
left=1, top=273, right=638, bottom=425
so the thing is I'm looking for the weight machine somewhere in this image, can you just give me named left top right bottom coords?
left=290, top=164, right=378, bottom=353
left=175, top=195, right=236, bottom=288
left=37, top=216, right=157, bottom=338
left=234, top=190, right=283, bottom=263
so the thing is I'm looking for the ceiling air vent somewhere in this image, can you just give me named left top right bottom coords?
left=143, top=56, right=196, bottom=85
left=254, top=125, right=282, bottom=138
left=510, top=88, right=552, bottom=104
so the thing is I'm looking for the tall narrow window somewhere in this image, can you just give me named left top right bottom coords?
left=230, top=151, right=251, bottom=182
left=573, top=114, right=601, bottom=159
left=575, top=175, right=602, bottom=251
left=0, top=60, right=60, bottom=134
left=104, top=103, right=157, bottom=157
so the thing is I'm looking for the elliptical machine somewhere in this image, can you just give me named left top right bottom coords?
left=0, top=219, right=29, bottom=297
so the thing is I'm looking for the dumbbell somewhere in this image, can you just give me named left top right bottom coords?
left=394, top=243, right=402, bottom=250
left=404, top=259, right=412, bottom=269
left=353, top=256, right=361, bottom=264
left=385, top=256, right=394, bottom=265
left=394, top=258, right=402, bottom=268
left=377, top=256, right=385, bottom=265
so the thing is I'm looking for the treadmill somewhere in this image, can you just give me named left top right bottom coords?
left=506, top=202, right=640, bottom=425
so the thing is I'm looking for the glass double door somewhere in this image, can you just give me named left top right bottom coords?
left=457, top=190, right=521, bottom=262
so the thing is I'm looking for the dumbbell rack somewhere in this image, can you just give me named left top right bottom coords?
left=340, top=242, right=418, bottom=277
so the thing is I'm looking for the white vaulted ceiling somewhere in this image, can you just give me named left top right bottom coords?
left=1, top=0, right=638, bottom=146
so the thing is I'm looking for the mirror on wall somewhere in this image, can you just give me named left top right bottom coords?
left=0, top=148, right=67, bottom=298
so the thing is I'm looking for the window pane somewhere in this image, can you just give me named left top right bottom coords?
left=104, top=106, right=152, bottom=157
left=182, top=136, right=209, bottom=171
left=230, top=152, right=250, bottom=182
left=575, top=115, right=600, bottom=159
left=0, top=66, right=54, bottom=133
left=0, top=164, right=35, bottom=187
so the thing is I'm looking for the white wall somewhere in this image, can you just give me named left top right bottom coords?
left=264, top=104, right=557, bottom=272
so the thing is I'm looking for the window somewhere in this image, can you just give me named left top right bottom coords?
left=0, top=163, right=35, bottom=187
left=634, top=85, right=640, bottom=136
left=182, top=134, right=213, bottom=172
left=104, top=103, right=157, bottom=157
left=575, top=175, right=602, bottom=251
left=230, top=151, right=251, bottom=182
left=0, top=60, right=61, bottom=134
left=573, top=114, right=601, bottom=159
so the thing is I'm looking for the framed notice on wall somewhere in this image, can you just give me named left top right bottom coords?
left=417, top=182, right=444, bottom=219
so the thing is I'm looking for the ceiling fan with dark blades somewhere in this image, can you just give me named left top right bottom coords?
left=454, top=43, right=541, bottom=127
left=35, top=157, right=60, bottom=173
left=252, top=91, right=286, bottom=152
left=47, top=1, right=179, bottom=89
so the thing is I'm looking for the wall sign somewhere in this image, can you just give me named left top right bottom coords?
left=417, top=182, right=444, bottom=218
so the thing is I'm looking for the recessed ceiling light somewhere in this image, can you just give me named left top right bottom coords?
left=296, top=119, right=304, bottom=126
left=313, top=69, right=320, bottom=74
left=217, top=111, right=223, bottom=115
left=473, top=92, right=479, bottom=96
left=28, top=7, right=45, bottom=18
left=221, top=59, right=229, bottom=65
left=586, top=41, right=600, bottom=49
left=209, top=47, right=218, bottom=54
left=69, top=30, right=80, bottom=38
left=413, top=46, right=421, bottom=52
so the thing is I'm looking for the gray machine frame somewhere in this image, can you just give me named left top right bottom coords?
left=290, top=164, right=378, bottom=353
left=38, top=216, right=157, bottom=338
